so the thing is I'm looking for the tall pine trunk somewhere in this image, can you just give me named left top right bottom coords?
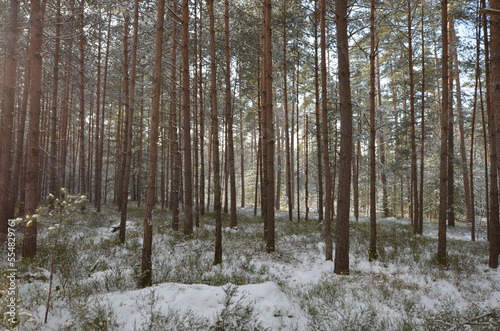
left=140, top=0, right=165, bottom=288
left=119, top=14, right=131, bottom=243
left=94, top=26, right=102, bottom=211
left=225, top=0, right=237, bottom=228
left=198, top=13, right=206, bottom=215
left=0, top=0, right=19, bottom=240
left=408, top=0, right=419, bottom=231
left=334, top=0, right=353, bottom=275
left=488, top=0, right=500, bottom=268
left=447, top=16, right=455, bottom=228
left=418, top=0, right=426, bottom=235
left=182, top=0, right=193, bottom=236
left=48, top=0, right=62, bottom=210
left=119, top=0, right=139, bottom=243
left=320, top=0, right=333, bottom=261
left=262, top=0, right=275, bottom=253
left=437, top=0, right=449, bottom=265
left=283, top=0, right=293, bottom=222
left=369, top=0, right=377, bottom=261
left=313, top=0, right=323, bottom=222
left=23, top=0, right=47, bottom=258
left=170, top=0, right=180, bottom=230
left=208, top=0, right=222, bottom=265
left=78, top=0, right=86, bottom=202
left=96, top=13, right=111, bottom=212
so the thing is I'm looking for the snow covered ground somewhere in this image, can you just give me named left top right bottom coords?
left=3, top=205, right=500, bottom=330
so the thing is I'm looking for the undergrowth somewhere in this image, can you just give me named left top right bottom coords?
left=5, top=203, right=498, bottom=330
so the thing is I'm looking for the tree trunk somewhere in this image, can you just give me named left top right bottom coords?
left=140, top=0, right=165, bottom=288
left=305, top=114, right=309, bottom=220
left=240, top=75, right=245, bottom=208
left=137, top=76, right=145, bottom=207
left=334, top=0, right=353, bottom=275
left=313, top=0, right=323, bottom=222
left=418, top=0, right=425, bottom=235
left=193, top=0, right=200, bottom=226
left=262, top=0, right=275, bottom=253
left=119, top=14, right=131, bottom=243
left=320, top=0, right=333, bottom=261
left=182, top=0, right=193, bottom=236
left=48, top=0, right=62, bottom=211
left=96, top=13, right=111, bottom=212
left=119, top=0, right=139, bottom=243
left=94, top=25, right=102, bottom=211
left=479, top=75, right=490, bottom=241
left=452, top=26, right=471, bottom=228
left=78, top=0, right=86, bottom=202
left=170, top=0, right=180, bottom=230
left=369, top=0, right=377, bottom=261
left=437, top=0, right=449, bottom=265
left=295, top=59, right=301, bottom=222
left=488, top=0, right=500, bottom=268
left=13, top=47, right=31, bottom=218
left=276, top=126, right=282, bottom=210
left=0, top=0, right=19, bottom=240
left=198, top=8, right=206, bottom=215
left=408, top=0, right=419, bottom=232
left=283, top=0, right=293, bottom=222
left=23, top=0, right=47, bottom=258
left=447, top=16, right=455, bottom=228
left=208, top=0, right=222, bottom=265
left=225, top=0, right=237, bottom=228
left=353, top=122, right=360, bottom=222
left=469, top=12, right=482, bottom=241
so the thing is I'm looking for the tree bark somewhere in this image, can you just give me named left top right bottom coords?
left=295, top=58, right=301, bottom=221
left=334, top=0, right=353, bottom=274
left=78, top=0, right=86, bottom=202
left=140, top=0, right=165, bottom=288
left=262, top=0, right=275, bottom=253
left=418, top=0, right=425, bottom=235
left=452, top=25, right=471, bottom=229
left=182, top=0, right=193, bottom=236
left=313, top=0, right=323, bottom=222
left=225, top=0, right=237, bottom=228
left=48, top=0, right=62, bottom=211
left=240, top=72, right=245, bottom=208
left=23, top=0, right=47, bottom=258
left=447, top=16, right=455, bottom=228
left=96, top=13, right=111, bottom=212
left=320, top=0, right=333, bottom=261
left=408, top=0, right=419, bottom=232
left=0, top=0, right=19, bottom=240
left=12, top=46, right=31, bottom=218
left=369, top=0, right=377, bottom=260
left=469, top=11, right=482, bottom=241
left=94, top=25, right=103, bottom=211
left=305, top=114, right=309, bottom=220
left=198, top=7, right=206, bottom=215
left=208, top=0, right=222, bottom=265
left=488, top=0, right=500, bottom=268
left=353, top=122, right=360, bottom=222
left=437, top=0, right=449, bottom=265
left=283, top=0, right=293, bottom=222
left=119, top=14, right=131, bottom=243
left=170, top=0, right=180, bottom=230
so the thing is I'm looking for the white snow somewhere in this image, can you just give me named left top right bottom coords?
left=10, top=208, right=500, bottom=330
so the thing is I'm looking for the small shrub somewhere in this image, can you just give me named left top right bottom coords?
left=67, top=298, right=121, bottom=331
left=211, top=284, right=268, bottom=331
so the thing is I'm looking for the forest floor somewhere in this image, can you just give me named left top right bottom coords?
left=2, top=200, right=500, bottom=330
